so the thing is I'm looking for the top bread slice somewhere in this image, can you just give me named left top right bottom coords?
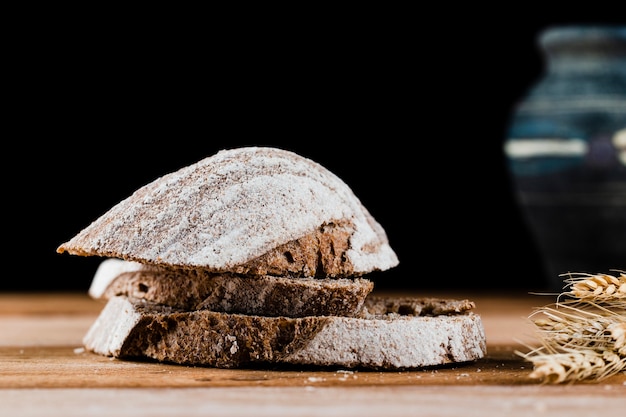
left=57, top=147, right=399, bottom=278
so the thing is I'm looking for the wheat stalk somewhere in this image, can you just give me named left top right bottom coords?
left=516, top=270, right=626, bottom=383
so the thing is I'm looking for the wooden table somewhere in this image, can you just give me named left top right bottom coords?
left=1, top=291, right=624, bottom=416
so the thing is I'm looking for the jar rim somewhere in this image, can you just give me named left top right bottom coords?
left=540, top=25, right=626, bottom=49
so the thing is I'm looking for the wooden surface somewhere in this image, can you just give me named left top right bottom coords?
left=1, top=291, right=624, bottom=417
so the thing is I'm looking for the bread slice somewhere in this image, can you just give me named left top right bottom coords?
left=83, top=296, right=487, bottom=370
left=56, top=147, right=399, bottom=278
left=89, top=259, right=374, bottom=317
left=362, top=296, right=477, bottom=316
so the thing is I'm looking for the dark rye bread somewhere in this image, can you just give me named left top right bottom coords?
left=362, top=296, right=477, bottom=317
left=57, top=147, right=399, bottom=277
left=83, top=296, right=487, bottom=369
left=57, top=147, right=488, bottom=370
left=227, top=220, right=356, bottom=277
left=89, top=259, right=374, bottom=317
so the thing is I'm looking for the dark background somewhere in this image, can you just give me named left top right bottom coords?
left=6, top=10, right=623, bottom=293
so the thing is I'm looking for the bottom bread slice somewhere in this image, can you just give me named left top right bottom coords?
left=83, top=296, right=487, bottom=369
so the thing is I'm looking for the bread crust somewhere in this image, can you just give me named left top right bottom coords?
left=83, top=296, right=487, bottom=370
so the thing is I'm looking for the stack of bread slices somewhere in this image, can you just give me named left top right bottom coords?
left=57, top=147, right=486, bottom=370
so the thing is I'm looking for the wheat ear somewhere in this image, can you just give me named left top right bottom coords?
left=562, top=270, right=626, bottom=306
left=516, top=271, right=626, bottom=383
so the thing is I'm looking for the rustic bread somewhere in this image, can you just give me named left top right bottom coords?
left=57, top=147, right=487, bottom=370
left=83, top=295, right=487, bottom=370
left=56, top=147, right=399, bottom=277
left=362, top=296, right=476, bottom=316
left=89, top=259, right=374, bottom=317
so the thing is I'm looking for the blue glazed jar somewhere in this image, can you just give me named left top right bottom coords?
left=504, top=26, right=626, bottom=290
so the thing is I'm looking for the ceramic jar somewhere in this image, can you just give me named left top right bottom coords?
left=504, top=26, right=626, bottom=290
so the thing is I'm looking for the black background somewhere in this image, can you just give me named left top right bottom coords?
left=6, top=9, right=624, bottom=293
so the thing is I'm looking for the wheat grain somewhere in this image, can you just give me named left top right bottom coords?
left=517, top=271, right=626, bottom=383
left=608, top=322, right=626, bottom=354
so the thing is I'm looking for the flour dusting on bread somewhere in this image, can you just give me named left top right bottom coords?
left=58, top=147, right=486, bottom=370
left=57, top=147, right=398, bottom=276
